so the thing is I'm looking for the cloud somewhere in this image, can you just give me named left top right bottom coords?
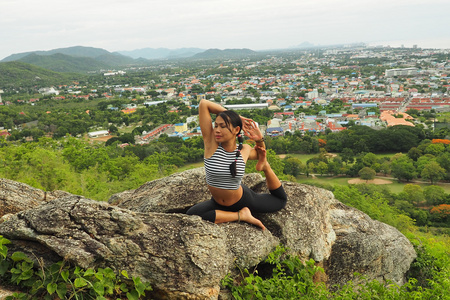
left=0, top=0, right=449, bottom=59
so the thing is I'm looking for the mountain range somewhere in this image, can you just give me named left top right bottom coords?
left=0, top=41, right=356, bottom=76
left=0, top=46, right=264, bottom=73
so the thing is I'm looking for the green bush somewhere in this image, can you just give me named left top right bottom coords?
left=222, top=243, right=450, bottom=300
left=0, top=235, right=151, bottom=300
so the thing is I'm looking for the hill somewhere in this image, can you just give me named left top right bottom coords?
left=17, top=53, right=111, bottom=73
left=1, top=46, right=141, bottom=73
left=193, top=48, right=257, bottom=59
left=0, top=61, right=82, bottom=88
left=1, top=46, right=113, bottom=62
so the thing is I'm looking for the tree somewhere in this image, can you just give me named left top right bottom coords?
left=421, top=161, right=446, bottom=184
left=316, top=161, right=328, bottom=176
left=402, top=184, right=424, bottom=205
left=359, top=167, right=376, bottom=182
left=380, top=161, right=391, bottom=176
left=362, top=152, right=378, bottom=167
left=283, top=156, right=303, bottom=177
left=424, top=143, right=445, bottom=156
left=407, top=147, right=422, bottom=161
left=430, top=204, right=450, bottom=224
left=340, top=148, right=354, bottom=165
left=423, top=185, right=447, bottom=206
left=390, top=154, right=417, bottom=182
left=305, top=162, right=315, bottom=177
left=328, top=157, right=343, bottom=176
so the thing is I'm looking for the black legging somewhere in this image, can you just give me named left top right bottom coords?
left=186, top=184, right=287, bottom=222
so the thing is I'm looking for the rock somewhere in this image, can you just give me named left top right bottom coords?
left=0, top=178, right=71, bottom=218
left=326, top=201, right=416, bottom=287
left=0, top=169, right=416, bottom=299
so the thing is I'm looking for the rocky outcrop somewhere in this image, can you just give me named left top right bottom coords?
left=0, top=169, right=416, bottom=299
left=0, top=178, right=71, bottom=216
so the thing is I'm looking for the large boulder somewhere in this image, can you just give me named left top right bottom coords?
left=0, top=169, right=416, bottom=299
left=0, top=178, right=71, bottom=216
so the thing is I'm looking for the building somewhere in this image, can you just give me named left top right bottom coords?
left=174, top=123, right=188, bottom=133
left=223, top=103, right=269, bottom=110
left=380, top=111, right=414, bottom=127
left=38, top=87, right=59, bottom=95
left=266, top=127, right=284, bottom=137
left=88, top=130, right=109, bottom=138
left=143, top=100, right=167, bottom=106
left=385, top=68, right=418, bottom=77
left=0, top=129, right=11, bottom=139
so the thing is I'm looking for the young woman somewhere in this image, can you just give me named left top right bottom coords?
left=186, top=99, right=287, bottom=230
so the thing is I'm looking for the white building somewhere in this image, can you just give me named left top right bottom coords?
left=88, top=130, right=109, bottom=138
left=223, top=103, right=269, bottom=110
left=39, top=87, right=59, bottom=95
left=385, top=68, right=418, bottom=77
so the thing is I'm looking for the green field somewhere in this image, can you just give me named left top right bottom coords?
left=297, top=174, right=450, bottom=194
left=282, top=152, right=400, bottom=163
left=178, top=161, right=204, bottom=172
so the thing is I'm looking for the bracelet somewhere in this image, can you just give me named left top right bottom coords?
left=255, top=137, right=265, bottom=143
left=237, top=211, right=240, bottom=223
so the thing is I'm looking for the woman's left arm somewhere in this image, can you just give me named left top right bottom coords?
left=241, top=118, right=266, bottom=160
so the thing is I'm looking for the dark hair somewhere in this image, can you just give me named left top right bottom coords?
left=218, top=110, right=243, bottom=177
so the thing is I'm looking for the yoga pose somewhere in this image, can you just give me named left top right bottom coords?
left=186, top=99, right=287, bottom=230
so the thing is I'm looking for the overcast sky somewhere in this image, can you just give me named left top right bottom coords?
left=1, top=0, right=449, bottom=60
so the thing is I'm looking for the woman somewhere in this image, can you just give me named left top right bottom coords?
left=186, top=99, right=287, bottom=230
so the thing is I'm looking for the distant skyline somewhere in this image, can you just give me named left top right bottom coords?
left=1, top=0, right=449, bottom=60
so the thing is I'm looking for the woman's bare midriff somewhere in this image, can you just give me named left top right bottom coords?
left=207, top=185, right=243, bottom=206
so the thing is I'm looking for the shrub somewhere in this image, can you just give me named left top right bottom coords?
left=0, top=235, right=151, bottom=300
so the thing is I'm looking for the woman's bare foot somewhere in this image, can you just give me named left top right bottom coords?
left=239, top=207, right=266, bottom=230
left=255, top=146, right=268, bottom=172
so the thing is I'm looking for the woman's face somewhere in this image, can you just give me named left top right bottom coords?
left=214, top=116, right=239, bottom=142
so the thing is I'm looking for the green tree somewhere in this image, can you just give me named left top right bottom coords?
left=380, top=161, right=391, bottom=176
left=328, top=157, right=343, bottom=176
left=424, top=143, right=445, bottom=156
left=359, top=167, right=376, bottom=182
left=340, top=148, right=354, bottom=165
left=362, top=152, right=378, bottom=167
left=283, top=156, right=303, bottom=177
left=402, top=184, right=425, bottom=205
left=316, top=161, right=328, bottom=176
left=391, top=154, right=417, bottom=182
left=407, top=147, right=422, bottom=161
left=421, top=161, right=446, bottom=184
left=423, top=185, right=447, bottom=206
left=305, top=162, right=315, bottom=177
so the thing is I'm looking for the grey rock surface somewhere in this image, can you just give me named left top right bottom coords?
left=0, top=169, right=416, bottom=299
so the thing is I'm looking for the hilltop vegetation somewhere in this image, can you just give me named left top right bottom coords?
left=18, top=53, right=111, bottom=73
left=0, top=61, right=82, bottom=88
left=1, top=45, right=113, bottom=62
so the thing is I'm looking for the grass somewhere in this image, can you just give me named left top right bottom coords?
left=297, top=174, right=450, bottom=194
left=279, top=152, right=400, bottom=164
left=177, top=161, right=204, bottom=172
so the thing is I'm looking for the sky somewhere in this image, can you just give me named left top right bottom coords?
left=1, top=0, right=449, bottom=60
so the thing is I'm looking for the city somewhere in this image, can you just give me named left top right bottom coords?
left=1, top=45, right=449, bottom=143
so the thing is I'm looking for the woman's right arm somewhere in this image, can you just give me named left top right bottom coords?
left=198, top=99, right=226, bottom=149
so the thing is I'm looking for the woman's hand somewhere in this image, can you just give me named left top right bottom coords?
left=241, top=117, right=263, bottom=141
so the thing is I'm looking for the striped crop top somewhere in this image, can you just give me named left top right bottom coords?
left=204, top=144, right=246, bottom=190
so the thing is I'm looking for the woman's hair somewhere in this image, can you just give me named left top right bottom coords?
left=218, top=110, right=243, bottom=177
